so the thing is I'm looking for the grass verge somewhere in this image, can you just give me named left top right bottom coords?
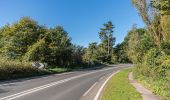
left=102, top=68, right=142, bottom=100
left=0, top=60, right=70, bottom=81
left=47, top=67, right=71, bottom=73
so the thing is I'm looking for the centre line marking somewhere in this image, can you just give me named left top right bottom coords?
left=83, top=82, right=98, bottom=96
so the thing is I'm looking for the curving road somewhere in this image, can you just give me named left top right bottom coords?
left=0, top=64, right=131, bottom=100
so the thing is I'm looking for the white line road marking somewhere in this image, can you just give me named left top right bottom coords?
left=99, top=76, right=105, bottom=81
left=83, top=82, right=98, bottom=96
left=93, top=70, right=120, bottom=100
left=0, top=66, right=126, bottom=100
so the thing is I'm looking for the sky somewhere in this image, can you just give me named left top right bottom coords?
left=0, top=0, right=145, bottom=47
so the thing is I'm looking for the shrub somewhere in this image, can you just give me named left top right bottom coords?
left=0, top=59, right=49, bottom=80
left=134, top=48, right=170, bottom=79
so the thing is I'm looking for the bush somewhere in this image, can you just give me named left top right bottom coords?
left=0, top=59, right=49, bottom=80
left=135, top=48, right=170, bottom=79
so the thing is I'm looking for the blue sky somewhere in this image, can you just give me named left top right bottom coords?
left=0, top=0, right=145, bottom=47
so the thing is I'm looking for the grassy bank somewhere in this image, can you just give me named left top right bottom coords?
left=47, top=67, right=71, bottom=73
left=0, top=60, right=71, bottom=81
left=0, top=61, right=49, bottom=81
left=102, top=68, right=141, bottom=100
left=133, top=71, right=170, bottom=100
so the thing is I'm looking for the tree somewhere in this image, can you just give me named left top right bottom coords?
left=132, top=0, right=170, bottom=47
left=113, top=42, right=130, bottom=63
left=24, top=39, right=48, bottom=62
left=0, top=17, right=44, bottom=59
left=151, top=0, right=170, bottom=44
left=83, top=42, right=99, bottom=65
left=132, top=0, right=163, bottom=47
left=43, top=26, right=72, bottom=66
left=99, top=21, right=115, bottom=55
left=70, top=45, right=85, bottom=67
left=125, top=26, right=154, bottom=63
left=152, top=0, right=170, bottom=15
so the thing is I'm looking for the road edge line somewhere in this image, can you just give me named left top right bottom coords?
left=93, top=70, right=120, bottom=100
left=83, top=82, right=98, bottom=96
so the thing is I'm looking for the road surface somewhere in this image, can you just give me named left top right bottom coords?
left=0, top=64, right=130, bottom=100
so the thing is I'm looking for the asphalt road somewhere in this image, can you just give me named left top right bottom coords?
left=0, top=64, right=131, bottom=100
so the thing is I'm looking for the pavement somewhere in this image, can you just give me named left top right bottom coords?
left=129, top=72, right=159, bottom=100
left=0, top=64, right=130, bottom=100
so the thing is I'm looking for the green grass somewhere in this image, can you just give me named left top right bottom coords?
left=102, top=68, right=142, bottom=100
left=47, top=67, right=70, bottom=73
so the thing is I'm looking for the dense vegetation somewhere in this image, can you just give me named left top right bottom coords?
left=127, top=0, right=170, bottom=99
left=0, top=59, right=50, bottom=80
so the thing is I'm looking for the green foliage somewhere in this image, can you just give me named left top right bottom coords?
left=24, top=39, right=48, bottom=62
left=134, top=48, right=170, bottom=79
left=83, top=42, right=100, bottom=65
left=0, top=59, right=49, bottom=80
left=160, top=15, right=170, bottom=43
left=0, top=17, right=43, bottom=59
left=152, top=0, right=170, bottom=15
left=47, top=67, right=70, bottom=73
left=43, top=26, right=72, bottom=66
left=70, top=45, right=85, bottom=67
left=125, top=27, right=154, bottom=63
left=99, top=21, right=115, bottom=56
left=161, top=41, right=170, bottom=55
left=132, top=0, right=169, bottom=47
left=144, top=48, right=159, bottom=68
left=113, top=42, right=130, bottom=63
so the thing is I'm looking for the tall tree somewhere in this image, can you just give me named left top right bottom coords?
left=99, top=21, right=115, bottom=55
left=132, top=0, right=170, bottom=47
left=125, top=26, right=154, bottom=63
left=132, top=0, right=163, bottom=47
left=152, top=0, right=170, bottom=44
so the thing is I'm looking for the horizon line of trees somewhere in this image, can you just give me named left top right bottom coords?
left=0, top=17, right=130, bottom=68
